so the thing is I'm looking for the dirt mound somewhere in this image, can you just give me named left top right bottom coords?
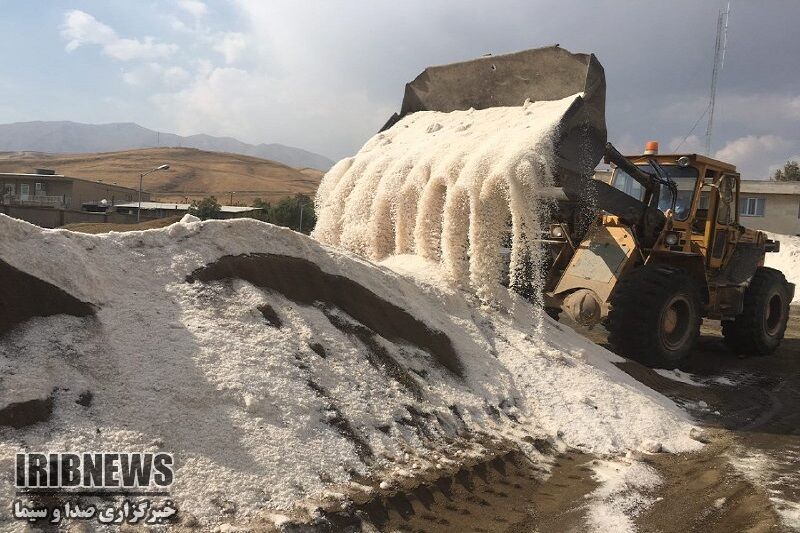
left=60, top=215, right=181, bottom=233
left=0, top=258, right=93, bottom=335
left=187, top=253, right=461, bottom=377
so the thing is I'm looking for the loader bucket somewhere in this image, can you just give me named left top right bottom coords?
left=380, top=45, right=607, bottom=192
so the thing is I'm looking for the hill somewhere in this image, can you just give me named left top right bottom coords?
left=0, top=147, right=322, bottom=205
left=0, top=121, right=335, bottom=171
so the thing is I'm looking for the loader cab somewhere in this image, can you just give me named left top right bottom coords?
left=609, top=149, right=741, bottom=262
left=610, top=161, right=700, bottom=221
left=638, top=154, right=739, bottom=266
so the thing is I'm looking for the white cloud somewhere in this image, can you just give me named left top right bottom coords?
left=715, top=135, right=790, bottom=164
left=716, top=94, right=800, bottom=124
left=122, top=63, right=190, bottom=88
left=177, top=0, right=208, bottom=18
left=213, top=33, right=247, bottom=63
left=61, top=10, right=177, bottom=61
left=143, top=1, right=403, bottom=158
left=168, top=15, right=190, bottom=33
left=61, top=10, right=116, bottom=52
left=104, top=37, right=177, bottom=62
left=714, top=135, right=794, bottom=178
left=150, top=65, right=392, bottom=158
left=668, top=134, right=705, bottom=154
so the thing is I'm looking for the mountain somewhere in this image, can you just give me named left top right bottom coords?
left=0, top=147, right=322, bottom=205
left=0, top=121, right=334, bottom=171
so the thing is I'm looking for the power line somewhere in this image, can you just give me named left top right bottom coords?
left=673, top=103, right=710, bottom=152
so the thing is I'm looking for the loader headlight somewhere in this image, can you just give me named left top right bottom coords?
left=665, top=232, right=679, bottom=246
left=677, top=156, right=691, bottom=167
left=550, top=225, right=565, bottom=238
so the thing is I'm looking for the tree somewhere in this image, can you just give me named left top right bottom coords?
left=250, top=198, right=271, bottom=222
left=188, top=196, right=222, bottom=220
left=267, top=194, right=316, bottom=234
left=773, top=160, right=800, bottom=182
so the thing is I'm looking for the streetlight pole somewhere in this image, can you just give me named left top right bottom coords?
left=137, top=164, right=170, bottom=222
left=299, top=203, right=304, bottom=233
left=137, top=173, right=143, bottom=222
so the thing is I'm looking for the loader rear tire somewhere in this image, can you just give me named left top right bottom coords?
left=721, top=267, right=790, bottom=356
left=606, top=265, right=702, bottom=368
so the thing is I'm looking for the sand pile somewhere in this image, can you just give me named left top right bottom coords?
left=765, top=232, right=800, bottom=303
left=0, top=214, right=701, bottom=529
left=313, top=96, right=578, bottom=302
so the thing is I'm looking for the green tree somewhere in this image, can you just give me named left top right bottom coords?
left=188, top=196, right=222, bottom=220
left=773, top=160, right=800, bottom=181
left=268, top=194, right=316, bottom=234
left=250, top=198, right=271, bottom=222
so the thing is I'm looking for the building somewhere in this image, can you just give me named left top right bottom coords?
left=738, top=180, right=800, bottom=235
left=114, top=201, right=263, bottom=219
left=0, top=170, right=147, bottom=210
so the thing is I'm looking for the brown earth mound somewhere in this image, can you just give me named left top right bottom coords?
left=61, top=215, right=181, bottom=234
left=186, top=253, right=462, bottom=377
left=0, top=259, right=93, bottom=335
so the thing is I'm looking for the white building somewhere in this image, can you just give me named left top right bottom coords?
left=738, top=180, right=800, bottom=236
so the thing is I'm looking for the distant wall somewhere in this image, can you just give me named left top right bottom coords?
left=0, top=205, right=161, bottom=229
left=70, top=180, right=146, bottom=209
left=739, top=193, right=800, bottom=236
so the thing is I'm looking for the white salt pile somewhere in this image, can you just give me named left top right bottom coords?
left=313, top=95, right=578, bottom=302
left=765, top=232, right=800, bottom=303
left=0, top=214, right=701, bottom=529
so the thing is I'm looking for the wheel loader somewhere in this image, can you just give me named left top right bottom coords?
left=383, top=45, right=795, bottom=367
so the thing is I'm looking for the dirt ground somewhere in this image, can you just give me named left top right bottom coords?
left=60, top=215, right=181, bottom=233
left=353, top=309, right=800, bottom=533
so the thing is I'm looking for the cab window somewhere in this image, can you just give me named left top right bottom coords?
left=717, top=175, right=737, bottom=225
left=611, top=164, right=700, bottom=221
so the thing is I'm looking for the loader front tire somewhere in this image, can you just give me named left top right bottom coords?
left=606, top=265, right=701, bottom=368
left=721, top=267, right=790, bottom=356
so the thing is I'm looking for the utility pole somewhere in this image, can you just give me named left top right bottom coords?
left=705, top=2, right=730, bottom=156
left=299, top=203, right=304, bottom=233
left=137, top=173, right=143, bottom=222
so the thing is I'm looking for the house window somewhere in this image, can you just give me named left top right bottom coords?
left=20, top=183, right=30, bottom=200
left=35, top=182, right=45, bottom=195
left=740, top=197, right=765, bottom=217
left=3, top=184, right=14, bottom=197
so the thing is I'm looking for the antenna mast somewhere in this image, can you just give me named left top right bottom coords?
left=705, top=2, right=730, bottom=155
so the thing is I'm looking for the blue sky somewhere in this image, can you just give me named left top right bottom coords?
left=1, top=1, right=799, bottom=178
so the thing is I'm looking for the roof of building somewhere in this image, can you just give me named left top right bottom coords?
left=0, top=172, right=66, bottom=178
left=114, top=201, right=261, bottom=213
left=740, top=180, right=800, bottom=195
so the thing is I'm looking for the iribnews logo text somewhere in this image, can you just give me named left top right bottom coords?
left=16, top=453, right=174, bottom=489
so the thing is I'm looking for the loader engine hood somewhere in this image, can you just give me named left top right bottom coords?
left=380, top=45, right=607, bottom=190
